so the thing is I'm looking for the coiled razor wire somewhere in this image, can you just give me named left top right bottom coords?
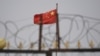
left=0, top=14, right=100, bottom=56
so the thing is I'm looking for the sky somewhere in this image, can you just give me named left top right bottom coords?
left=0, top=0, right=100, bottom=56
left=0, top=0, right=100, bottom=21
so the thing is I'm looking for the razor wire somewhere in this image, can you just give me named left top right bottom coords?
left=0, top=13, right=100, bottom=49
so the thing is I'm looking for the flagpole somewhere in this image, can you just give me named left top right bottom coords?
left=39, top=14, right=43, bottom=51
left=56, top=3, right=60, bottom=49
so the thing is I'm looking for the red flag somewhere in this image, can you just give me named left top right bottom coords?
left=34, top=9, right=57, bottom=24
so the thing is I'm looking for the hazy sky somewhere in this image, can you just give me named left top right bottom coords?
left=0, top=0, right=100, bottom=21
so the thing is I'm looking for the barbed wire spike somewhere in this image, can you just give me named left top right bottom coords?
left=77, top=40, right=81, bottom=48
left=18, top=42, right=23, bottom=50
left=89, top=40, right=94, bottom=48
left=53, top=40, right=58, bottom=49
left=41, top=43, right=45, bottom=50
left=29, top=42, right=34, bottom=49
left=64, top=41, right=69, bottom=49
left=6, top=41, right=10, bottom=49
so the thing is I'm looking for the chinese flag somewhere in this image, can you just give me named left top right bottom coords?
left=34, top=9, right=57, bottom=24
